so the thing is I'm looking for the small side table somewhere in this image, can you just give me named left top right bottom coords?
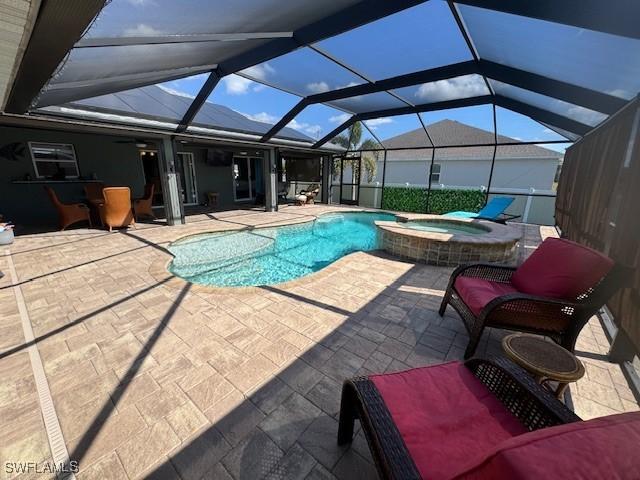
left=502, top=334, right=585, bottom=400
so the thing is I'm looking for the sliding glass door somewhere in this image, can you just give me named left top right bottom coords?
left=232, top=156, right=260, bottom=201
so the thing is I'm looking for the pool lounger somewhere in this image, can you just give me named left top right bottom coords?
left=445, top=196, right=519, bottom=224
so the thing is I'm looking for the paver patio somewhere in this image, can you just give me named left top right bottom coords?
left=1, top=205, right=638, bottom=479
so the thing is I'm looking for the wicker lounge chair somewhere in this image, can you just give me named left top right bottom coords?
left=439, top=237, right=630, bottom=359
left=338, top=358, right=640, bottom=480
left=45, top=186, right=92, bottom=231
left=98, top=187, right=135, bottom=231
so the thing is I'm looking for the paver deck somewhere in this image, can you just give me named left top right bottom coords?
left=1, top=205, right=638, bottom=479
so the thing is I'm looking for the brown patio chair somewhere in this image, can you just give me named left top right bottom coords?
left=45, top=187, right=91, bottom=231
left=439, top=237, right=631, bottom=359
left=134, top=183, right=155, bottom=220
left=83, top=182, right=105, bottom=203
left=98, top=187, right=135, bottom=231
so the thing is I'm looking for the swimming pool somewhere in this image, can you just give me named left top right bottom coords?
left=168, top=211, right=396, bottom=287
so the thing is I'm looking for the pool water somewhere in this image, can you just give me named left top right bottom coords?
left=401, top=220, right=485, bottom=235
left=168, top=212, right=395, bottom=287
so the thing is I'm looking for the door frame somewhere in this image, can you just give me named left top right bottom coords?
left=339, top=155, right=361, bottom=205
left=232, top=155, right=260, bottom=202
left=176, top=151, right=198, bottom=206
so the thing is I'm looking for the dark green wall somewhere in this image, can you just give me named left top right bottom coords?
left=0, top=126, right=145, bottom=226
left=0, top=125, right=266, bottom=226
left=179, top=146, right=236, bottom=208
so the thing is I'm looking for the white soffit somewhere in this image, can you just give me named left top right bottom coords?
left=0, top=0, right=40, bottom=111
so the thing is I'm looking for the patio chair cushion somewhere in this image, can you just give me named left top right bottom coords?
left=511, top=237, right=614, bottom=300
left=453, top=411, right=640, bottom=479
left=369, top=361, right=527, bottom=480
left=454, top=276, right=519, bottom=316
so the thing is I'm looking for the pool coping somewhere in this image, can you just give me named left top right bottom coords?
left=376, top=214, right=522, bottom=245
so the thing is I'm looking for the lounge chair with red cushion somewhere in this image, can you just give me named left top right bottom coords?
left=438, top=237, right=630, bottom=358
left=338, top=358, right=640, bottom=480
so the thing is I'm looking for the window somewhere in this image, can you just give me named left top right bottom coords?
left=430, top=163, right=441, bottom=183
left=29, top=142, right=79, bottom=179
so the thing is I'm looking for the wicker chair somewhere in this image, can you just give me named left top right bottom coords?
left=98, top=187, right=135, bottom=231
left=439, top=238, right=630, bottom=359
left=338, top=358, right=581, bottom=480
left=134, top=183, right=155, bottom=220
left=45, top=186, right=92, bottom=231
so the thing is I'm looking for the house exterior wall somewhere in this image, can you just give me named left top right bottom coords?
left=0, top=125, right=249, bottom=226
left=177, top=146, right=235, bottom=208
left=376, top=157, right=559, bottom=190
left=0, top=125, right=145, bottom=226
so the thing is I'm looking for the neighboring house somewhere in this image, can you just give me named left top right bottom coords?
left=377, top=120, right=563, bottom=190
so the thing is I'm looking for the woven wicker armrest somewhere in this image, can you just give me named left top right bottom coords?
left=480, top=292, right=583, bottom=319
left=465, top=357, right=581, bottom=428
left=448, top=262, right=517, bottom=287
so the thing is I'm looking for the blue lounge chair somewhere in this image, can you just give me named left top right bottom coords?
left=445, top=196, right=518, bottom=224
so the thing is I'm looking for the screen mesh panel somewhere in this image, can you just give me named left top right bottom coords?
left=315, top=1, right=471, bottom=80
left=238, top=47, right=364, bottom=97
left=392, top=74, right=489, bottom=106
left=458, top=4, right=640, bottom=100
left=491, top=80, right=607, bottom=127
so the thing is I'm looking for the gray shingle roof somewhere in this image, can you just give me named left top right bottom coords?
left=383, top=119, right=563, bottom=160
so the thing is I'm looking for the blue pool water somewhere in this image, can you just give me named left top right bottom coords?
left=168, top=212, right=396, bottom=287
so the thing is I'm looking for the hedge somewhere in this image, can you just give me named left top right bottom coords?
left=381, top=186, right=485, bottom=214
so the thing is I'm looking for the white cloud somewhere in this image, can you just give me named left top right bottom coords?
left=365, top=117, right=393, bottom=128
left=222, top=74, right=254, bottom=95
left=337, top=81, right=361, bottom=90
left=126, top=0, right=156, bottom=6
left=241, top=111, right=280, bottom=124
left=607, top=88, right=630, bottom=99
left=565, top=104, right=607, bottom=126
left=288, top=119, right=323, bottom=138
left=223, top=64, right=275, bottom=95
left=306, top=81, right=330, bottom=94
left=239, top=63, right=275, bottom=82
left=123, top=23, right=162, bottom=36
left=415, top=75, right=487, bottom=102
left=157, top=84, right=195, bottom=99
left=329, top=113, right=351, bottom=123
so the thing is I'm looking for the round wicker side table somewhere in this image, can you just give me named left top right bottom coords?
left=502, top=334, right=585, bottom=400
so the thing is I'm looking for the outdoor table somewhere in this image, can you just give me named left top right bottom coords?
left=502, top=333, right=585, bottom=400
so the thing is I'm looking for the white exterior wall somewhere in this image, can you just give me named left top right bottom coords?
left=376, top=157, right=559, bottom=190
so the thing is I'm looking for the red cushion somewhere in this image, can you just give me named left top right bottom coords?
left=511, top=237, right=614, bottom=299
left=453, top=412, right=640, bottom=479
left=454, top=277, right=519, bottom=316
left=370, top=362, right=527, bottom=480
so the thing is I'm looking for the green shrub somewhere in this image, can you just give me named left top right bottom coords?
left=382, top=187, right=485, bottom=214
left=381, top=186, right=427, bottom=213
left=427, top=189, right=485, bottom=214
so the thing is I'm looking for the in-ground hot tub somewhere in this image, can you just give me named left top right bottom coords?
left=376, top=214, right=521, bottom=266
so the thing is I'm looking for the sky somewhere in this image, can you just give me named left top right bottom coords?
left=82, top=0, right=640, bottom=154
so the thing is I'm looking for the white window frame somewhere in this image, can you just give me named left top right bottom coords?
left=430, top=163, right=441, bottom=183
left=28, top=142, right=79, bottom=179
